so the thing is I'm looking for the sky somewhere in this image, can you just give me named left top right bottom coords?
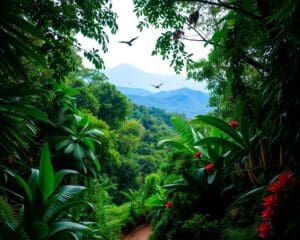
left=77, top=0, right=210, bottom=91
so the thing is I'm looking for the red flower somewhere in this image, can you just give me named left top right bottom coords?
left=258, top=222, right=273, bottom=238
left=228, top=120, right=239, bottom=128
left=165, top=200, right=172, bottom=208
left=204, top=163, right=214, bottom=172
left=261, top=206, right=275, bottom=221
left=267, top=180, right=285, bottom=192
left=262, top=194, right=279, bottom=207
left=267, top=171, right=296, bottom=192
left=194, top=151, right=202, bottom=158
left=278, top=171, right=295, bottom=184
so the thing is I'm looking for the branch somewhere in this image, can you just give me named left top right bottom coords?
left=187, top=27, right=266, bottom=71
left=180, top=0, right=262, bottom=20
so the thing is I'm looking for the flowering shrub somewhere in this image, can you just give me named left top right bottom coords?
left=258, top=171, right=297, bottom=238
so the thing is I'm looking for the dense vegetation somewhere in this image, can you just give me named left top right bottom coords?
left=1, top=0, right=300, bottom=240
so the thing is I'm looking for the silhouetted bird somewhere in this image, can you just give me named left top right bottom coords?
left=189, top=10, right=199, bottom=27
left=150, top=82, right=163, bottom=89
left=119, top=36, right=138, bottom=46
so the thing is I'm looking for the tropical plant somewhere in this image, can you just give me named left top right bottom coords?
left=1, top=143, right=94, bottom=240
left=0, top=84, right=53, bottom=160
left=55, top=115, right=103, bottom=176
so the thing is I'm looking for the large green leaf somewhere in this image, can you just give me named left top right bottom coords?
left=4, top=103, right=54, bottom=125
left=54, top=170, right=78, bottom=191
left=73, top=143, right=85, bottom=160
left=55, top=139, right=72, bottom=151
left=49, top=222, right=92, bottom=237
left=158, top=139, right=193, bottom=153
left=46, top=201, right=95, bottom=222
left=39, top=143, right=54, bottom=202
left=171, top=116, right=196, bottom=147
left=191, top=115, right=244, bottom=146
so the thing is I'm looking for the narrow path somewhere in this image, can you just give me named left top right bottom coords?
left=122, top=223, right=151, bottom=240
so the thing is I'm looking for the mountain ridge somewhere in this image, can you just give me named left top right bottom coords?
left=117, top=87, right=212, bottom=118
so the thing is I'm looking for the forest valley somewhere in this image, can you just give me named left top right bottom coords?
left=1, top=0, right=300, bottom=240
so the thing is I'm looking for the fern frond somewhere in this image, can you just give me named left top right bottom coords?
left=171, top=116, right=197, bottom=147
left=0, top=197, right=18, bottom=230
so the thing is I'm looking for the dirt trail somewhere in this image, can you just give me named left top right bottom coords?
left=122, top=223, right=151, bottom=240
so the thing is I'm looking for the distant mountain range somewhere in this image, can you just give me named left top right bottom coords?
left=103, top=64, right=206, bottom=92
left=117, top=87, right=212, bottom=118
left=102, top=64, right=212, bottom=118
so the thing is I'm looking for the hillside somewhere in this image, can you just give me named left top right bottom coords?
left=118, top=87, right=212, bottom=118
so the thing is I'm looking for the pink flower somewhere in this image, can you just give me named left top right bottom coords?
left=194, top=151, right=202, bottom=158
left=165, top=200, right=172, bottom=208
left=204, top=163, right=214, bottom=172
left=228, top=120, right=239, bottom=128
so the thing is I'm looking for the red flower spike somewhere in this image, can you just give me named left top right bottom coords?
left=278, top=171, right=296, bottom=184
left=228, top=120, right=239, bottom=128
left=267, top=180, right=285, bottom=192
left=165, top=200, right=172, bottom=208
left=261, top=206, right=275, bottom=221
left=262, top=194, right=279, bottom=207
left=194, top=151, right=202, bottom=158
left=204, top=163, right=214, bottom=172
left=258, top=222, right=273, bottom=238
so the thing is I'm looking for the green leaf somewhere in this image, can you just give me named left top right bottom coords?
left=171, top=116, right=196, bottom=147
left=157, top=139, right=193, bottom=153
left=73, top=143, right=85, bottom=160
left=55, top=139, right=72, bottom=151
left=49, top=222, right=92, bottom=237
left=83, top=129, right=103, bottom=137
left=197, top=137, right=242, bottom=152
left=39, top=143, right=54, bottom=202
left=47, top=200, right=95, bottom=223
left=4, top=169, right=33, bottom=204
left=54, top=170, right=78, bottom=190
left=78, top=115, right=89, bottom=129
left=64, top=143, right=76, bottom=154
left=238, top=186, right=266, bottom=200
left=0, top=197, right=18, bottom=230
left=4, top=103, right=54, bottom=125
left=191, top=115, right=244, bottom=145
left=207, top=171, right=217, bottom=184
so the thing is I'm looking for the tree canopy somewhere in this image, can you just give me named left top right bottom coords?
left=133, top=0, right=300, bottom=163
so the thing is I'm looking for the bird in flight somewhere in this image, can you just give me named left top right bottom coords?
left=119, top=36, right=138, bottom=46
left=150, top=82, right=164, bottom=89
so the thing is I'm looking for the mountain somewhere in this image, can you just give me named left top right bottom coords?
left=118, top=87, right=212, bottom=118
left=117, top=87, right=153, bottom=96
left=104, top=64, right=206, bottom=92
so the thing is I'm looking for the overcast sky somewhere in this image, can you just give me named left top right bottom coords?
left=77, top=0, right=210, bottom=90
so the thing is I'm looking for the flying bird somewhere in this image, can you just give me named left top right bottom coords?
left=150, top=82, right=164, bottom=89
left=119, top=36, right=138, bottom=46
